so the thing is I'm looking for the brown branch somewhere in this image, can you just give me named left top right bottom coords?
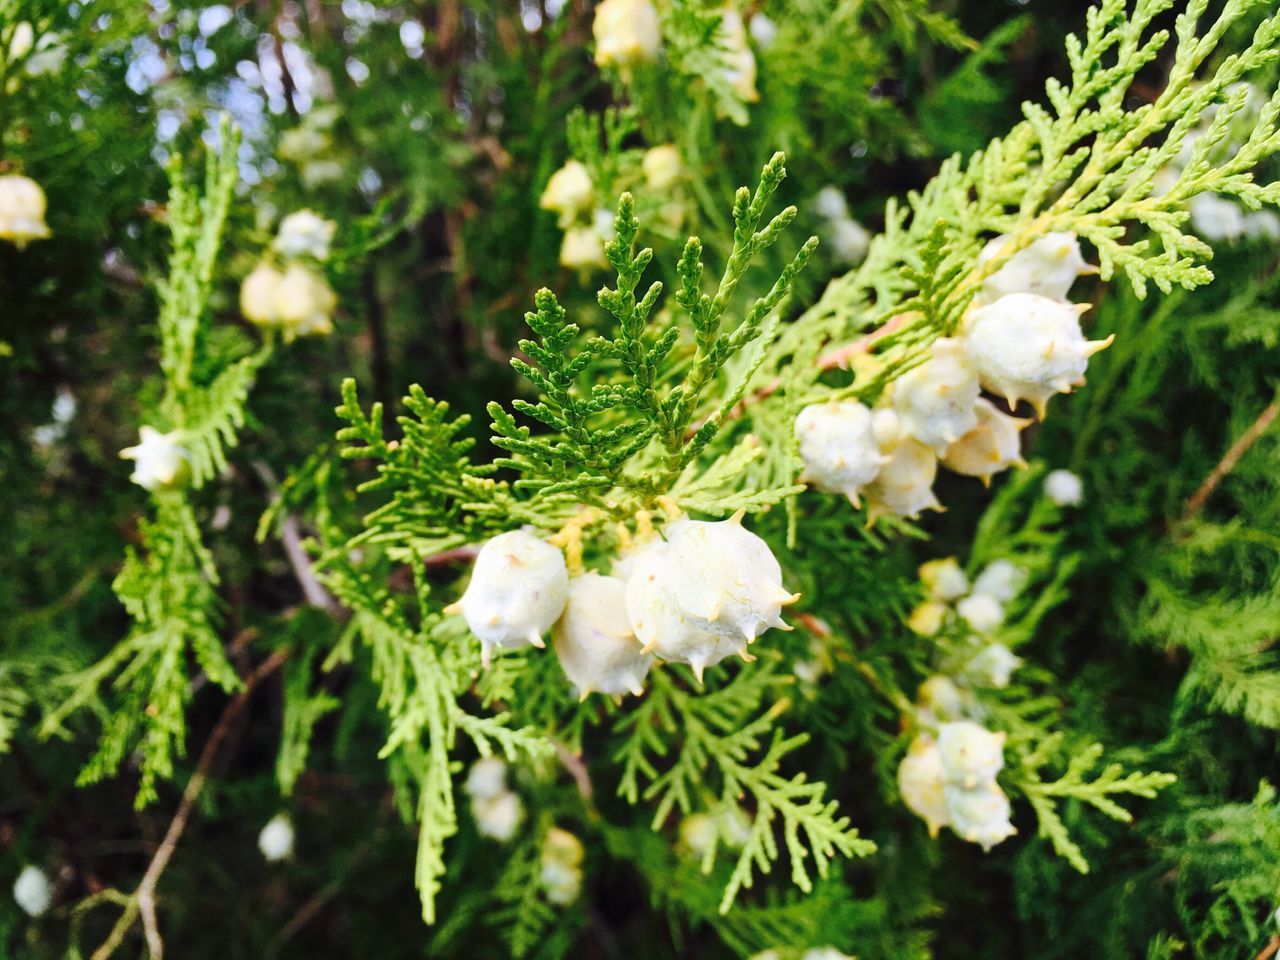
left=1183, top=395, right=1279, bottom=521
left=251, top=461, right=337, bottom=612
left=91, top=650, right=289, bottom=960
left=1254, top=933, right=1280, bottom=960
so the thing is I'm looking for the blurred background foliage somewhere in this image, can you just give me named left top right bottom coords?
left=2, top=0, right=1279, bottom=958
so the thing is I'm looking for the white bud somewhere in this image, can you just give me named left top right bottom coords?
left=897, top=736, right=949, bottom=837
left=748, top=12, right=778, bottom=48
left=539, top=160, right=594, bottom=226
left=813, top=185, right=849, bottom=222
left=554, top=573, right=654, bottom=699
left=240, top=262, right=284, bottom=327
left=1044, top=468, right=1083, bottom=506
left=445, top=530, right=569, bottom=667
left=463, top=756, right=509, bottom=801
left=916, top=675, right=972, bottom=725
left=540, top=827, right=585, bottom=905
left=474, top=790, right=524, bottom=842
left=1244, top=210, right=1280, bottom=238
left=977, top=232, right=1094, bottom=304
left=794, top=400, right=885, bottom=507
left=24, top=32, right=66, bottom=76
left=941, top=398, right=1030, bottom=485
left=971, top=560, right=1026, bottom=604
left=12, top=865, right=52, bottom=917
left=274, top=209, right=336, bottom=261
left=276, top=263, right=338, bottom=338
left=944, top=781, right=1016, bottom=851
left=827, top=217, right=870, bottom=265
left=9, top=22, right=34, bottom=60
left=718, top=7, right=758, bottom=103
left=865, top=436, right=941, bottom=523
left=625, top=514, right=797, bottom=682
left=120, top=426, right=187, bottom=491
left=559, top=224, right=609, bottom=271
left=679, top=813, right=717, bottom=859
left=967, top=643, right=1022, bottom=689
left=870, top=406, right=904, bottom=449
left=642, top=144, right=683, bottom=191
left=1189, top=192, right=1246, bottom=241
left=937, top=721, right=1005, bottom=789
left=956, top=593, right=1004, bottom=634
left=258, top=814, right=295, bottom=862
left=918, top=557, right=968, bottom=600
left=891, top=338, right=981, bottom=451
left=0, top=175, right=51, bottom=248
left=906, top=601, right=948, bottom=637
left=963, top=293, right=1113, bottom=418
left=592, top=0, right=662, bottom=69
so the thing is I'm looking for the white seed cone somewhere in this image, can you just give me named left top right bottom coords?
left=0, top=174, right=51, bottom=248
left=445, top=530, right=569, bottom=667
left=898, top=735, right=950, bottom=838
left=967, top=643, right=1023, bottom=689
left=956, top=592, right=1005, bottom=634
left=918, top=556, right=968, bottom=601
left=937, top=720, right=1006, bottom=789
left=891, top=337, right=981, bottom=452
left=539, top=159, right=594, bottom=226
left=473, top=790, right=523, bottom=842
left=794, top=400, right=886, bottom=507
left=624, top=513, right=798, bottom=682
left=963, top=293, right=1113, bottom=419
left=916, top=675, right=973, bottom=726
left=1045, top=468, right=1084, bottom=506
left=592, top=0, right=661, bottom=69
left=240, top=262, right=284, bottom=326
left=971, top=559, right=1026, bottom=603
left=464, top=756, right=510, bottom=800
left=554, top=573, right=654, bottom=699
left=864, top=437, right=942, bottom=524
left=941, top=398, right=1031, bottom=485
left=976, top=231, right=1096, bottom=304
left=944, top=781, right=1017, bottom=851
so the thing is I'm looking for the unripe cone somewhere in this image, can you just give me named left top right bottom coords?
left=977, top=231, right=1095, bottom=303
left=446, top=530, right=570, bottom=667
left=539, top=160, right=594, bottom=226
left=890, top=337, right=981, bottom=452
left=898, top=736, right=949, bottom=837
left=554, top=573, right=654, bottom=699
left=941, top=398, right=1030, bottom=485
left=937, top=720, right=1005, bottom=789
left=971, top=559, right=1026, bottom=603
left=919, top=556, right=968, bottom=600
left=625, top=513, right=798, bottom=682
left=240, top=262, right=284, bottom=326
left=794, top=400, right=886, bottom=507
left=592, top=0, right=661, bottom=69
left=963, top=293, right=1113, bottom=418
left=0, top=174, right=51, bottom=248
left=120, top=426, right=188, bottom=491
left=864, top=437, right=942, bottom=524
left=967, top=643, right=1022, bottom=688
left=944, top=781, right=1017, bottom=851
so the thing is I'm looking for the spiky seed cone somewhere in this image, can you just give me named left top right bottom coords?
left=554, top=573, right=653, bottom=699
left=445, top=530, right=569, bottom=667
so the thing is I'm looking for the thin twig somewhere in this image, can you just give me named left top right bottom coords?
left=91, top=650, right=289, bottom=960
left=1183, top=395, right=1279, bottom=521
left=251, top=461, right=337, bottom=611
left=1254, top=933, right=1280, bottom=960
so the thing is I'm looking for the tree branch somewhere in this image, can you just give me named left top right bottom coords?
left=91, top=649, right=290, bottom=960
